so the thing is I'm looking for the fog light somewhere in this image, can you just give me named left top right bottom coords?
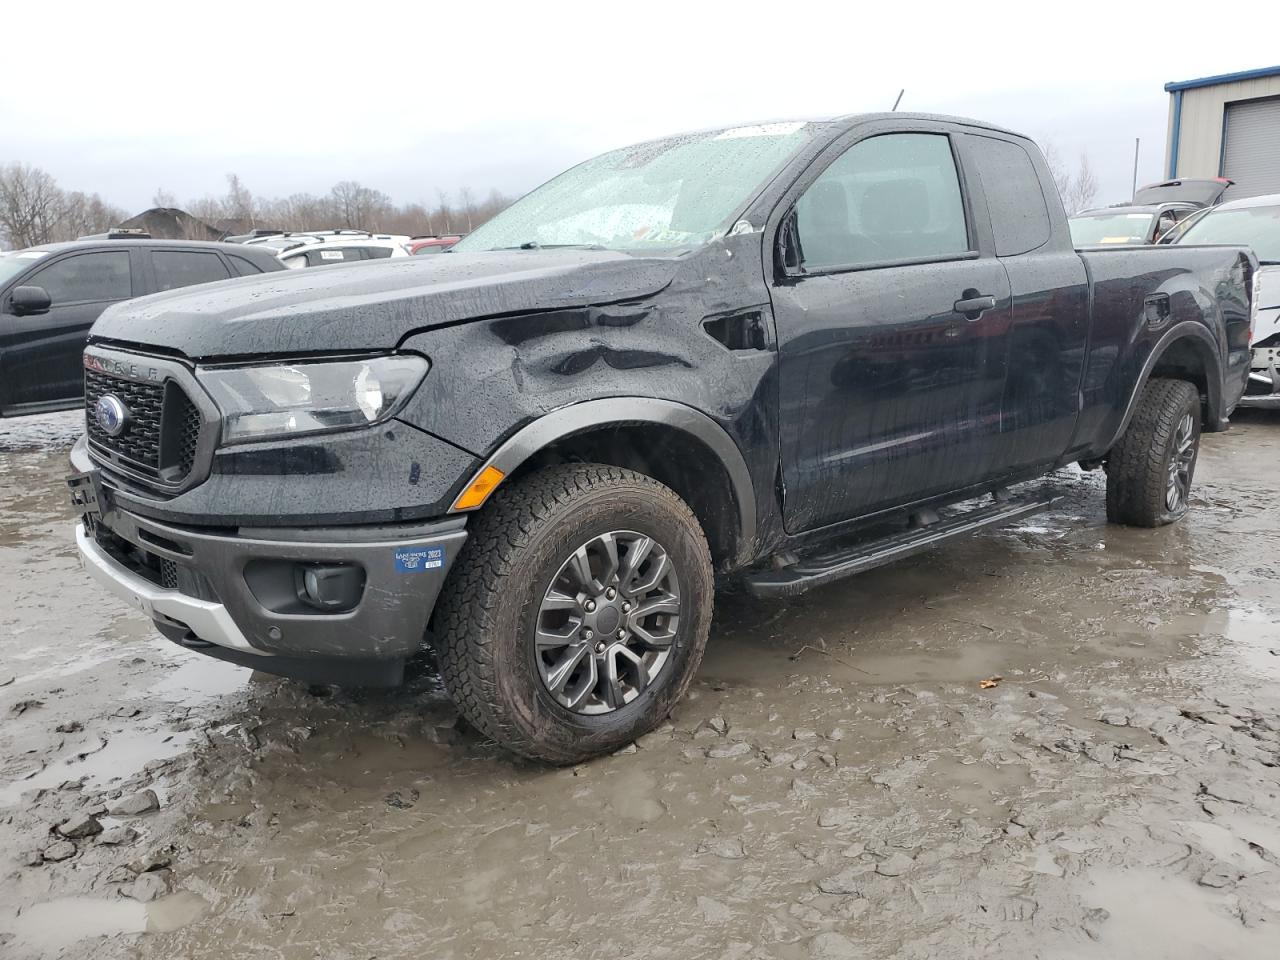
left=298, top=564, right=365, bottom=611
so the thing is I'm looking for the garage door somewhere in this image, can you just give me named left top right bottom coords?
left=1222, top=97, right=1280, bottom=198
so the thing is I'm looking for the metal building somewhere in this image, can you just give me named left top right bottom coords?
left=1164, top=65, right=1280, bottom=198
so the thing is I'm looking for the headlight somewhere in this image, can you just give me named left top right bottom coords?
left=197, top=355, right=429, bottom=444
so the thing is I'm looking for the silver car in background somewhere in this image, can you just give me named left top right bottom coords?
left=1174, top=193, right=1280, bottom=407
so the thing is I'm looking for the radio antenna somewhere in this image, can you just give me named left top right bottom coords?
left=891, top=89, right=905, bottom=111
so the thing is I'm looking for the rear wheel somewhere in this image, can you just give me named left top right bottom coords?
left=434, top=463, right=714, bottom=764
left=1105, top=378, right=1201, bottom=527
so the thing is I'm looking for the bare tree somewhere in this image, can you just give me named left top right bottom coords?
left=1064, top=153, right=1099, bottom=214
left=434, top=189, right=453, bottom=233
left=1043, top=142, right=1100, bottom=215
left=459, top=186, right=476, bottom=232
left=2, top=162, right=513, bottom=248
left=329, top=180, right=392, bottom=230
left=223, top=174, right=255, bottom=226
left=58, top=192, right=126, bottom=239
left=0, top=164, right=66, bottom=248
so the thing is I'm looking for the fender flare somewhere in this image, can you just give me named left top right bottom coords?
left=451, top=397, right=757, bottom=557
left=1105, top=322, right=1224, bottom=451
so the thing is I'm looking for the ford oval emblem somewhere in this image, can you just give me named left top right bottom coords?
left=95, top=394, right=130, bottom=437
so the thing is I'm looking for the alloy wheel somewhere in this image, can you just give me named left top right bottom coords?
left=1166, top=412, right=1196, bottom=511
left=534, top=530, right=681, bottom=715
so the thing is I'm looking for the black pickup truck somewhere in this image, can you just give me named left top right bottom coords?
left=68, top=114, right=1256, bottom=763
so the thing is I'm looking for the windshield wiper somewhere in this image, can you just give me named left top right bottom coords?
left=497, top=242, right=607, bottom=251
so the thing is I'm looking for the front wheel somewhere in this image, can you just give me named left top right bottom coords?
left=434, top=463, right=714, bottom=764
left=1105, top=378, right=1202, bottom=527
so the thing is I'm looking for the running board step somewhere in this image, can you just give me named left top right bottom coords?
left=745, top=493, right=1060, bottom=599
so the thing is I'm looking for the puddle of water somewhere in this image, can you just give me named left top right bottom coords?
left=1070, top=868, right=1272, bottom=959
left=0, top=892, right=209, bottom=950
left=0, top=726, right=197, bottom=808
left=143, top=655, right=251, bottom=704
left=1220, top=608, right=1280, bottom=681
left=2, top=897, right=146, bottom=949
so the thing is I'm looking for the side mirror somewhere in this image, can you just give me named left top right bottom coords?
left=9, top=285, right=52, bottom=316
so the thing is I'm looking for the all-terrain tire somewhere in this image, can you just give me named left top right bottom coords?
left=1105, top=377, right=1202, bottom=527
left=434, top=463, right=714, bottom=764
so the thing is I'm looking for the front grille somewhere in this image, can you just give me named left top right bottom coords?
left=85, top=369, right=203, bottom=485
left=171, top=390, right=202, bottom=476
left=159, top=558, right=179, bottom=589
left=85, top=370, right=164, bottom=471
left=94, top=526, right=219, bottom=602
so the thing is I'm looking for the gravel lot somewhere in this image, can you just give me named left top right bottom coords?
left=2, top=410, right=1278, bottom=959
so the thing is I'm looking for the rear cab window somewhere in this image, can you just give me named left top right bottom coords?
left=965, top=135, right=1052, bottom=256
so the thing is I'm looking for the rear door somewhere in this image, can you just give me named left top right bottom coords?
left=0, top=249, right=136, bottom=408
left=770, top=122, right=1013, bottom=533
left=958, top=132, right=1090, bottom=471
left=147, top=248, right=233, bottom=293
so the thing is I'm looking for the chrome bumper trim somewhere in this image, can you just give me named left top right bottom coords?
left=75, top=523, right=263, bottom=654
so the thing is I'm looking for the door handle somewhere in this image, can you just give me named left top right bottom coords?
left=953, top=292, right=997, bottom=321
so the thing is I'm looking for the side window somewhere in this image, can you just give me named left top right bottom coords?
left=28, top=251, right=132, bottom=305
left=794, top=133, right=969, bottom=270
left=228, top=254, right=265, bottom=276
left=151, top=251, right=231, bottom=292
left=364, top=247, right=394, bottom=259
left=966, top=135, right=1052, bottom=256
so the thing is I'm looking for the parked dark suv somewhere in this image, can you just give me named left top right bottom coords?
left=69, top=114, right=1256, bottom=764
left=0, top=239, right=283, bottom=417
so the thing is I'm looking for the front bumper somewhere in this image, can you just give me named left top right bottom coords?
left=74, top=504, right=467, bottom=684
left=1240, top=344, right=1280, bottom=408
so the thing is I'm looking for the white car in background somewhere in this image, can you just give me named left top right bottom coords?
left=1173, top=194, right=1280, bottom=407
left=246, top=230, right=412, bottom=268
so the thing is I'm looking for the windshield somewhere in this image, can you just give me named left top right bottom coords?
left=1068, top=213, right=1154, bottom=246
left=453, top=122, right=815, bottom=253
left=1175, top=203, right=1280, bottom=263
left=0, top=249, right=49, bottom=286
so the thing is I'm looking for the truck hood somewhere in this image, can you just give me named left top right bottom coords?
left=89, top=248, right=681, bottom=359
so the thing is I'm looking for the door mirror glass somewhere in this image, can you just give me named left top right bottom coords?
left=10, top=284, right=52, bottom=316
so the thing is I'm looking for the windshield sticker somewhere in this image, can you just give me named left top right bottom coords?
left=1100, top=237, right=1133, bottom=244
left=320, top=250, right=345, bottom=260
left=395, top=545, right=445, bottom=572
left=715, top=121, right=806, bottom=140
left=1126, top=214, right=1152, bottom=220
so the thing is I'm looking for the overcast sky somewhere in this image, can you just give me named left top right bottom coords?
left=3, top=1, right=1276, bottom=214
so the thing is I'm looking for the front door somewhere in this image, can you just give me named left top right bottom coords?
left=771, top=129, right=1012, bottom=533
left=0, top=250, right=134, bottom=409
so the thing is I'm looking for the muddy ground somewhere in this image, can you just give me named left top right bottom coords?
left=1, top=410, right=1278, bottom=960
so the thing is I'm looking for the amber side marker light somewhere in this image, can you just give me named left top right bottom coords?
left=452, top=465, right=505, bottom=510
